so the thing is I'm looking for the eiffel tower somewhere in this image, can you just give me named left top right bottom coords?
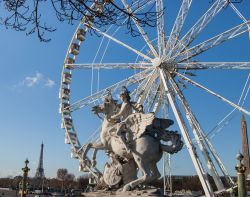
left=35, top=142, right=45, bottom=178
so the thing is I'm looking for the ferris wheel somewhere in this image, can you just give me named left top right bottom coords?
left=59, top=0, right=250, bottom=195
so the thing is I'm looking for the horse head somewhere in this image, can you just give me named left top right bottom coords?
left=92, top=94, right=118, bottom=119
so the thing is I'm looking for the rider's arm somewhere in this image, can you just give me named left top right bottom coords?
left=111, top=103, right=127, bottom=119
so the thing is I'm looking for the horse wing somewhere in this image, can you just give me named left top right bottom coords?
left=152, top=118, right=174, bottom=130
left=124, top=113, right=155, bottom=137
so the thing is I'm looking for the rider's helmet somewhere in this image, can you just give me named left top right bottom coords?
left=120, top=86, right=131, bottom=101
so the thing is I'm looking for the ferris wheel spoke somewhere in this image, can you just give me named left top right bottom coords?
left=175, top=71, right=250, bottom=116
left=90, top=26, right=153, bottom=62
left=156, top=0, right=165, bottom=57
left=177, top=62, right=250, bottom=70
left=174, top=21, right=250, bottom=63
left=121, top=0, right=158, bottom=58
left=70, top=69, right=153, bottom=111
left=166, top=0, right=193, bottom=53
left=167, top=0, right=228, bottom=59
left=229, top=3, right=250, bottom=39
left=68, top=62, right=152, bottom=70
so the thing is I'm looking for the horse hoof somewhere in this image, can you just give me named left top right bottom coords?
left=123, top=185, right=132, bottom=192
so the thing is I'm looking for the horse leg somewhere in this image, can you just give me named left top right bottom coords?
left=90, top=142, right=105, bottom=167
left=82, top=142, right=105, bottom=168
left=123, top=155, right=152, bottom=192
left=149, top=162, right=161, bottom=182
left=116, top=123, right=131, bottom=153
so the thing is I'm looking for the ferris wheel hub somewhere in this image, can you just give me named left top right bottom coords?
left=159, top=61, right=177, bottom=74
left=152, top=57, right=161, bottom=67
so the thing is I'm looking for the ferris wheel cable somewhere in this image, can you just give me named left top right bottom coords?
left=177, top=62, right=250, bottom=70
left=89, top=0, right=153, bottom=68
left=175, top=72, right=250, bottom=116
left=229, top=2, right=250, bottom=40
left=69, top=69, right=153, bottom=111
left=133, top=69, right=156, bottom=98
left=121, top=0, right=158, bottom=58
left=172, top=21, right=250, bottom=63
left=137, top=69, right=159, bottom=103
left=206, top=73, right=250, bottom=137
left=131, top=70, right=157, bottom=102
left=165, top=0, right=193, bottom=54
left=169, top=76, right=225, bottom=190
left=166, top=0, right=228, bottom=59
left=148, top=83, right=161, bottom=112
left=156, top=0, right=165, bottom=58
left=70, top=63, right=153, bottom=70
left=142, top=76, right=160, bottom=111
left=90, top=32, right=106, bottom=95
left=159, top=69, right=214, bottom=196
left=83, top=126, right=102, bottom=145
left=89, top=26, right=153, bottom=62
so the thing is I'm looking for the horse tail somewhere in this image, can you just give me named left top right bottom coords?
left=160, top=142, right=183, bottom=154
left=159, top=130, right=184, bottom=154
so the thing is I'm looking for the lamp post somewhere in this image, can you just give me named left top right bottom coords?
left=21, top=159, right=30, bottom=197
left=236, top=153, right=247, bottom=197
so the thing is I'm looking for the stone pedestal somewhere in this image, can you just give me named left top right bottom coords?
left=83, top=188, right=166, bottom=197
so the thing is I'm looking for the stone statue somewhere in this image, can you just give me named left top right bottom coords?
left=83, top=87, right=183, bottom=192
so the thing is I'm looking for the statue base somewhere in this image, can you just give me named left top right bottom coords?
left=83, top=188, right=166, bottom=197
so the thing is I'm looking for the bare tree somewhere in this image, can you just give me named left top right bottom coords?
left=0, top=0, right=158, bottom=42
left=56, top=168, right=68, bottom=192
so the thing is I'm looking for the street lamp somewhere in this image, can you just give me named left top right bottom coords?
left=21, top=159, right=30, bottom=197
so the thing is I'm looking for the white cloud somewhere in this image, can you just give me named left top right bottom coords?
left=45, top=79, right=56, bottom=88
left=23, top=72, right=43, bottom=87
left=13, top=72, right=56, bottom=89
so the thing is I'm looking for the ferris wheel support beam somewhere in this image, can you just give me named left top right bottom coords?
left=90, top=26, right=153, bottom=62
left=69, top=63, right=152, bottom=70
left=169, top=77, right=225, bottom=191
left=177, top=62, right=250, bottom=70
left=121, top=0, right=159, bottom=58
left=70, top=69, right=152, bottom=111
left=156, top=0, right=166, bottom=58
left=175, top=72, right=250, bottom=116
left=201, top=131, right=235, bottom=187
left=166, top=0, right=192, bottom=53
left=152, top=87, right=163, bottom=114
left=174, top=21, right=250, bottom=63
left=159, top=69, right=214, bottom=197
left=167, top=0, right=228, bottom=59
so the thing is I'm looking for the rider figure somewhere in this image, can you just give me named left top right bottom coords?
left=111, top=87, right=133, bottom=153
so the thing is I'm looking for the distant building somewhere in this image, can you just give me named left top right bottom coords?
left=35, top=142, right=45, bottom=178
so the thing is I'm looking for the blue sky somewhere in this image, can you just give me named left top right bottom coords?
left=0, top=0, right=249, bottom=179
